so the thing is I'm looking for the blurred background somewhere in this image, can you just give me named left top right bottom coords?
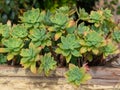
left=0, top=0, right=120, bottom=24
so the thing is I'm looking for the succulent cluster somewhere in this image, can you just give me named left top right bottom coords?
left=0, top=7, right=119, bottom=86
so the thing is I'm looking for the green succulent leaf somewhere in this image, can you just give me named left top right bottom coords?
left=0, top=24, right=10, bottom=38
left=103, top=42, right=119, bottom=58
left=78, top=8, right=89, bottom=20
left=84, top=31, right=105, bottom=50
left=89, top=10, right=103, bottom=23
left=77, top=22, right=90, bottom=36
left=80, top=47, right=87, bottom=54
left=65, top=64, right=91, bottom=86
left=103, top=9, right=112, bottom=19
left=29, top=28, right=51, bottom=47
left=56, top=34, right=81, bottom=63
left=71, top=50, right=81, bottom=57
left=38, top=53, right=57, bottom=76
left=55, top=48, right=70, bottom=56
left=0, top=48, right=9, bottom=53
left=20, top=8, right=40, bottom=24
left=79, top=31, right=106, bottom=56
left=112, top=30, right=120, bottom=43
left=20, top=8, right=41, bottom=28
left=50, top=13, right=68, bottom=26
left=92, top=48, right=99, bottom=55
left=2, top=38, right=24, bottom=60
left=54, top=31, right=62, bottom=41
left=7, top=53, right=14, bottom=61
left=11, top=25, right=28, bottom=38
left=0, top=54, right=7, bottom=64
left=66, top=25, right=76, bottom=34
left=2, top=38, right=23, bottom=52
left=56, top=6, right=69, bottom=15
left=20, top=46, right=40, bottom=73
left=30, top=61, right=37, bottom=73
left=66, top=54, right=72, bottom=63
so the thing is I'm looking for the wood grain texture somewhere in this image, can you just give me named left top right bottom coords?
left=0, top=65, right=120, bottom=86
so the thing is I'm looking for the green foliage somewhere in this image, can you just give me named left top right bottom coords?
left=56, top=34, right=81, bottom=63
left=2, top=38, right=24, bottom=60
left=65, top=64, right=91, bottom=86
left=112, top=30, right=120, bottom=43
left=78, top=8, right=89, bottom=20
left=20, top=8, right=42, bottom=28
left=20, top=44, right=39, bottom=73
left=48, top=6, right=76, bottom=40
left=11, top=25, right=28, bottom=38
left=38, top=53, right=57, bottom=76
left=80, top=31, right=106, bottom=55
left=29, top=28, right=51, bottom=47
left=0, top=24, right=10, bottom=38
left=102, top=42, right=119, bottom=58
left=0, top=0, right=76, bottom=24
left=0, top=54, right=7, bottom=64
left=77, top=23, right=90, bottom=36
left=0, top=6, right=120, bottom=87
left=51, top=13, right=68, bottom=27
left=40, top=0, right=76, bottom=12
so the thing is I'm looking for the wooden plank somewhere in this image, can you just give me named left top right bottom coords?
left=89, top=66, right=120, bottom=79
left=0, top=65, right=120, bottom=86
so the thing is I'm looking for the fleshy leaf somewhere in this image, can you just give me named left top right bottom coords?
left=56, top=34, right=81, bottom=63
left=29, top=28, right=51, bottom=47
left=103, top=42, right=119, bottom=57
left=0, top=24, right=10, bottom=38
left=11, top=25, right=28, bottom=38
left=66, top=54, right=72, bottom=63
left=54, top=31, right=62, bottom=41
left=20, top=46, right=40, bottom=72
left=112, top=30, right=120, bottom=43
left=38, top=53, right=57, bottom=76
left=20, top=8, right=41, bottom=28
left=7, top=53, right=14, bottom=61
left=92, top=49, right=99, bottom=55
left=65, top=64, right=91, bottom=86
left=80, top=47, right=87, bottom=54
left=30, top=62, right=37, bottom=73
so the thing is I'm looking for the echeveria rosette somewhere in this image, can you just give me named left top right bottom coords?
left=20, top=8, right=44, bottom=28
left=78, top=8, right=89, bottom=20
left=103, top=9, right=112, bottom=20
left=20, top=44, right=40, bottom=73
left=65, top=64, right=91, bottom=86
left=112, top=30, right=120, bottom=43
left=56, top=6, right=69, bottom=13
left=2, top=38, right=24, bottom=60
left=38, top=53, right=57, bottom=76
left=80, top=31, right=106, bottom=55
left=89, top=10, right=105, bottom=27
left=77, top=22, right=90, bottom=36
left=102, top=42, right=119, bottom=58
left=29, top=28, right=51, bottom=47
left=56, top=34, right=81, bottom=63
left=50, top=12, right=68, bottom=27
left=0, top=24, right=10, bottom=38
left=11, top=25, right=28, bottom=38
left=48, top=12, right=69, bottom=40
left=20, top=8, right=39, bottom=23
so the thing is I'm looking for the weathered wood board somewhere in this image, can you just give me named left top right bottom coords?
left=0, top=65, right=120, bottom=90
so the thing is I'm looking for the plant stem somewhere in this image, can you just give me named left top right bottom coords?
left=78, top=57, right=81, bottom=67
left=49, top=46, right=57, bottom=61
